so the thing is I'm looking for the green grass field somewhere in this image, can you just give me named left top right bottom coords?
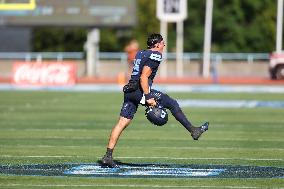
left=0, top=90, right=283, bottom=188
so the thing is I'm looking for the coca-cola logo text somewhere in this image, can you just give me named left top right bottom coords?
left=13, top=62, right=76, bottom=86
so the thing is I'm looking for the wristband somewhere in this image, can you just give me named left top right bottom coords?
left=144, top=93, right=152, bottom=100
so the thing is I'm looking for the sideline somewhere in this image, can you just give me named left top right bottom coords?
left=178, top=99, right=284, bottom=108
left=1, top=84, right=284, bottom=93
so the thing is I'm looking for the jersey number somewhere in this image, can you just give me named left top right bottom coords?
left=131, top=59, right=141, bottom=76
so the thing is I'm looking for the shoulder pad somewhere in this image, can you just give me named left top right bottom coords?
left=149, top=52, right=162, bottom=62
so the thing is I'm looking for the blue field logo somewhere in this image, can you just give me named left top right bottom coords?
left=0, top=163, right=283, bottom=178
left=64, top=164, right=225, bottom=177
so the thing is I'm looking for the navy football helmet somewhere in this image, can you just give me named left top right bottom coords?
left=145, top=106, right=168, bottom=126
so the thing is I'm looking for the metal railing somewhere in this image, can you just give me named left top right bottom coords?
left=0, top=52, right=84, bottom=61
left=0, top=52, right=270, bottom=63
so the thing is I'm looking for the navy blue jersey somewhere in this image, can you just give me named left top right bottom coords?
left=130, top=50, right=162, bottom=85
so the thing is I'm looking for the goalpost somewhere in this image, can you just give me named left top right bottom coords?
left=0, top=0, right=36, bottom=10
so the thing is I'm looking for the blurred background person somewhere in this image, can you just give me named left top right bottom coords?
left=124, top=39, right=139, bottom=78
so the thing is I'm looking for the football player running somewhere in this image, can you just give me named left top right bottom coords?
left=102, top=33, right=209, bottom=168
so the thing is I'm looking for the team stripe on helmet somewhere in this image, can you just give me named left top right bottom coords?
left=149, top=53, right=162, bottom=61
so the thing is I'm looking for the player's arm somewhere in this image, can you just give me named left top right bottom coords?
left=140, top=66, right=156, bottom=107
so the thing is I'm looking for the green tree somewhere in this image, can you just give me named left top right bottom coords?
left=32, top=0, right=277, bottom=53
left=33, top=27, right=87, bottom=52
left=184, top=0, right=206, bottom=52
left=99, top=0, right=161, bottom=51
left=212, top=0, right=276, bottom=52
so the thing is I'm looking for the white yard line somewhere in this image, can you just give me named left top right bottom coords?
left=0, top=155, right=75, bottom=158
left=1, top=145, right=283, bottom=151
left=0, top=136, right=96, bottom=139
left=116, top=156, right=284, bottom=161
left=0, top=184, right=264, bottom=188
left=0, top=136, right=283, bottom=142
left=0, top=128, right=94, bottom=131
left=0, top=155, right=283, bottom=161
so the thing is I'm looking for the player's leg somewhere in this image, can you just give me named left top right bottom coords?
left=107, top=116, right=132, bottom=149
left=151, top=89, right=209, bottom=140
left=102, top=116, right=131, bottom=168
left=102, top=101, right=138, bottom=168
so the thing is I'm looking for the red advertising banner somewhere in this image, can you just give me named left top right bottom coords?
left=13, top=62, right=76, bottom=86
